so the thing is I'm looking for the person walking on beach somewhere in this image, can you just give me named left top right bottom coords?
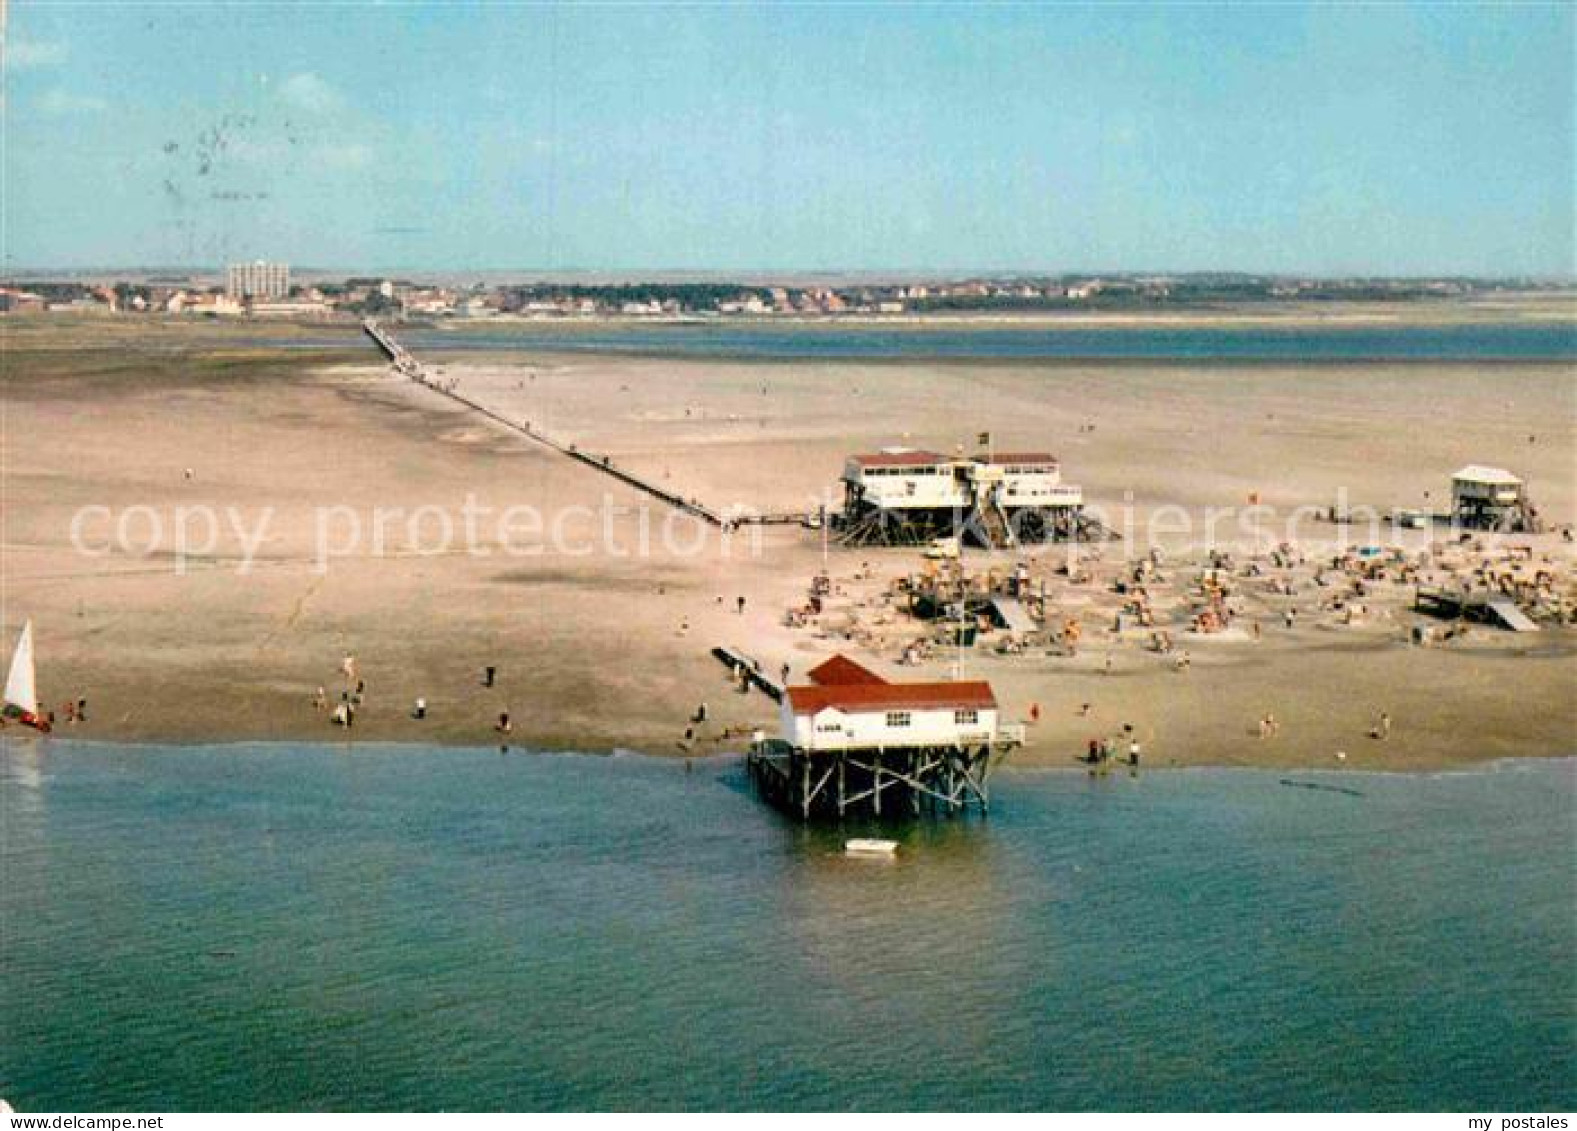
left=496, top=711, right=512, bottom=735
left=413, top=697, right=427, bottom=720
left=484, top=665, right=497, bottom=688
left=736, top=596, right=747, bottom=615
left=1371, top=712, right=1392, bottom=740
left=314, top=686, right=327, bottom=711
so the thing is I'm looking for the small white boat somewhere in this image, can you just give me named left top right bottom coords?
left=845, top=838, right=899, bottom=857
left=3, top=620, right=50, bottom=733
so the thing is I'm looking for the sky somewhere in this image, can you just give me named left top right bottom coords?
left=4, top=2, right=1573, bottom=276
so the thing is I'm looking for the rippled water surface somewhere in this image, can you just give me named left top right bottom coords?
left=2, top=743, right=1572, bottom=1111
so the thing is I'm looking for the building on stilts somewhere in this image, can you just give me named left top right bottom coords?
left=1450, top=465, right=1539, bottom=532
left=747, top=653, right=1023, bottom=820
left=834, top=447, right=1107, bottom=548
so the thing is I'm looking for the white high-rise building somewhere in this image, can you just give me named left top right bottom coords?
left=226, top=260, right=290, bottom=301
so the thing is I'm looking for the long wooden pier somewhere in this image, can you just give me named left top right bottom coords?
left=364, top=319, right=775, bottom=529
left=364, top=321, right=1087, bottom=541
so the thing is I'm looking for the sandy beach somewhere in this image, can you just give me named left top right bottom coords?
left=3, top=313, right=1573, bottom=769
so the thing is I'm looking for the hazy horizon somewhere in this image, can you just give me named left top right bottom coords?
left=7, top=265, right=1575, bottom=287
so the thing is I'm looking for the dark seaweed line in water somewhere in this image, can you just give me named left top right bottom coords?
left=1280, top=778, right=1366, bottom=798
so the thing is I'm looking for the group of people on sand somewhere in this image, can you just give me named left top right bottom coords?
left=1256, top=709, right=1392, bottom=747
left=314, top=654, right=514, bottom=740
left=2, top=697, right=87, bottom=729
left=317, top=679, right=365, bottom=728
left=313, top=653, right=363, bottom=726
left=1084, top=724, right=1142, bottom=768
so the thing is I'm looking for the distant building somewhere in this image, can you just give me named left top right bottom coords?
left=838, top=447, right=1086, bottom=547
left=1451, top=465, right=1530, bottom=530
left=248, top=299, right=332, bottom=319
left=44, top=292, right=115, bottom=315
left=169, top=291, right=243, bottom=317
left=226, top=261, right=291, bottom=301
left=0, top=288, right=46, bottom=314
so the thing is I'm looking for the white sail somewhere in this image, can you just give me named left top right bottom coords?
left=5, top=620, right=38, bottom=716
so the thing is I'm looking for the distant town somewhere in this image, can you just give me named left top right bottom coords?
left=1, top=261, right=1568, bottom=320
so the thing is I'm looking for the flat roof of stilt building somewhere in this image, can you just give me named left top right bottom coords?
left=1452, top=465, right=1522, bottom=486
left=978, top=451, right=1057, bottom=466
left=848, top=450, right=951, bottom=468
left=848, top=449, right=1059, bottom=470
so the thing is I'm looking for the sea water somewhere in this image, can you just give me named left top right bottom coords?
left=269, top=320, right=1577, bottom=363
left=1, top=743, right=1572, bottom=1111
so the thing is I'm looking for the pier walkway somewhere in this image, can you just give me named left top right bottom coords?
left=365, top=320, right=776, bottom=529
left=363, top=320, right=1081, bottom=540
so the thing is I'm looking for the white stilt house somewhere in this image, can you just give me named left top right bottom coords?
left=838, top=447, right=1088, bottom=547
left=1451, top=465, right=1531, bottom=530
left=749, top=653, right=1023, bottom=819
left=781, top=674, right=999, bottom=752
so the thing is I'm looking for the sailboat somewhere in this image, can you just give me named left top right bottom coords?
left=4, top=620, right=51, bottom=733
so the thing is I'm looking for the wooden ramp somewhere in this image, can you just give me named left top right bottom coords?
left=711, top=645, right=784, bottom=701
left=991, top=597, right=1038, bottom=635
left=1484, top=597, right=1540, bottom=633
left=1415, top=587, right=1541, bottom=633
